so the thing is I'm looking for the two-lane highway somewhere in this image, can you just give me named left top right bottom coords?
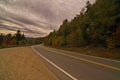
left=32, top=45, right=120, bottom=80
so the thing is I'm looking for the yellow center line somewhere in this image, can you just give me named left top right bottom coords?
left=42, top=46, right=120, bottom=71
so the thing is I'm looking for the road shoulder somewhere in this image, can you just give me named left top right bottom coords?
left=0, top=47, right=59, bottom=80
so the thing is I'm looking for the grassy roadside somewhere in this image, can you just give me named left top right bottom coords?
left=0, top=47, right=59, bottom=80
left=46, top=45, right=120, bottom=61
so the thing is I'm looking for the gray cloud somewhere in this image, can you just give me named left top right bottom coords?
left=0, top=0, right=95, bottom=37
left=0, top=24, right=18, bottom=31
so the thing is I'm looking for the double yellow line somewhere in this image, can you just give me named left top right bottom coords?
left=42, top=46, right=120, bottom=71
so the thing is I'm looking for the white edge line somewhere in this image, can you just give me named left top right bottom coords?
left=31, top=46, right=78, bottom=80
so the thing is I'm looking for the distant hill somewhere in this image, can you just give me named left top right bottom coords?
left=45, top=0, right=120, bottom=48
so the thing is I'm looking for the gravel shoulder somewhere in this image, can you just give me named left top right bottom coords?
left=0, top=47, right=59, bottom=80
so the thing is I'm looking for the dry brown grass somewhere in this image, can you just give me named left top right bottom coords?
left=0, top=47, right=59, bottom=80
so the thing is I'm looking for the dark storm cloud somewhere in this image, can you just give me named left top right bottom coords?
left=0, top=0, right=95, bottom=37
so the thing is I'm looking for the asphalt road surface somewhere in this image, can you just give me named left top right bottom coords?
left=32, top=45, right=120, bottom=80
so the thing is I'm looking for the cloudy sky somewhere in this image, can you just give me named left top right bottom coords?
left=0, top=0, right=95, bottom=37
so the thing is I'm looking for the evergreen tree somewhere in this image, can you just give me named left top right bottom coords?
left=15, top=30, right=25, bottom=45
left=0, top=34, right=4, bottom=45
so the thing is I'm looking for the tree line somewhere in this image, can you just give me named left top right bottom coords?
left=44, top=0, right=120, bottom=48
left=0, top=30, right=25, bottom=47
left=0, top=30, right=44, bottom=48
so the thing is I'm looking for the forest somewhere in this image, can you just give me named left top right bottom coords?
left=45, top=0, right=120, bottom=49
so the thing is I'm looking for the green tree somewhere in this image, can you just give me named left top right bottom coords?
left=85, top=1, right=92, bottom=13
left=66, top=31, right=77, bottom=47
left=14, top=30, right=25, bottom=45
left=59, top=19, right=69, bottom=37
left=0, top=33, right=4, bottom=46
left=58, top=36, right=66, bottom=46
